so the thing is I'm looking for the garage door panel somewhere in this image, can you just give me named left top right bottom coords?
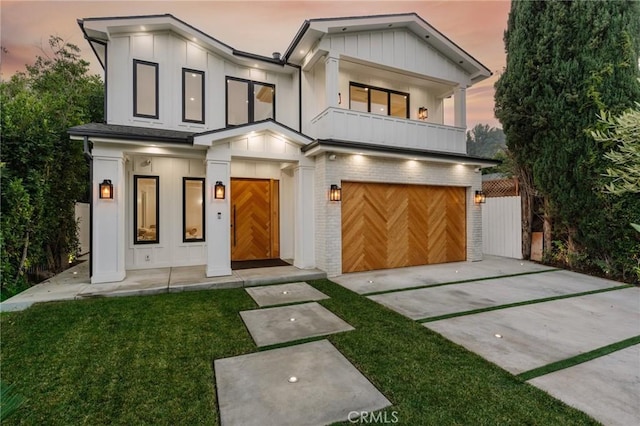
left=342, top=182, right=466, bottom=273
left=445, top=187, right=467, bottom=262
left=387, top=189, right=409, bottom=268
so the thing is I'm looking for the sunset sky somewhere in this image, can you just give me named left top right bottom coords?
left=1, top=0, right=511, bottom=128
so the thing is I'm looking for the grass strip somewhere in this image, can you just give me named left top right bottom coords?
left=362, top=268, right=560, bottom=296
left=417, top=284, right=632, bottom=323
left=517, top=335, right=640, bottom=381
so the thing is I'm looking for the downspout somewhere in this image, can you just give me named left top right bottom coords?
left=83, top=136, right=93, bottom=280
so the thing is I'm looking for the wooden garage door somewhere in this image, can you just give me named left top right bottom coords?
left=342, top=182, right=466, bottom=273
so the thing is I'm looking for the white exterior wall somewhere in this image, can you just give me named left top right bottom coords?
left=125, top=155, right=207, bottom=269
left=315, top=153, right=483, bottom=277
left=106, top=32, right=299, bottom=132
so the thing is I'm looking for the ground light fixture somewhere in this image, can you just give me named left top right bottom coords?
left=475, top=190, right=486, bottom=204
left=99, top=179, right=113, bottom=199
left=214, top=181, right=226, bottom=200
left=329, top=184, right=341, bottom=202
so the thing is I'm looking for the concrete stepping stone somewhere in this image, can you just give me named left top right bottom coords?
left=240, top=302, right=354, bottom=347
left=214, top=339, right=391, bottom=426
left=245, top=282, right=329, bottom=307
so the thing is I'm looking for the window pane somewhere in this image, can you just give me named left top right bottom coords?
left=254, top=83, right=274, bottom=121
left=184, top=178, right=205, bottom=242
left=135, top=176, right=159, bottom=244
left=350, top=85, right=368, bottom=112
left=390, top=93, right=408, bottom=118
left=134, top=61, right=157, bottom=117
left=227, top=79, right=248, bottom=125
left=370, top=89, right=388, bottom=115
left=183, top=69, right=204, bottom=122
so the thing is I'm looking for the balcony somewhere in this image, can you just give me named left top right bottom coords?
left=310, top=108, right=466, bottom=154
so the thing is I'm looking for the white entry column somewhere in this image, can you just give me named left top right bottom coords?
left=293, top=165, right=315, bottom=268
left=205, top=157, right=232, bottom=277
left=92, top=146, right=126, bottom=284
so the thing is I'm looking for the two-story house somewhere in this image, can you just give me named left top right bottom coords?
left=69, top=13, right=497, bottom=284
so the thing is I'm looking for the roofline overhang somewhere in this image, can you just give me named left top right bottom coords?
left=193, top=119, right=314, bottom=147
left=68, top=126, right=194, bottom=145
left=302, top=139, right=500, bottom=167
left=78, top=14, right=294, bottom=71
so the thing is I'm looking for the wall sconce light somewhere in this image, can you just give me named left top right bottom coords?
left=214, top=181, right=226, bottom=200
left=475, top=190, right=486, bottom=204
left=99, top=179, right=113, bottom=199
left=418, top=107, right=428, bottom=120
left=329, top=184, right=342, bottom=202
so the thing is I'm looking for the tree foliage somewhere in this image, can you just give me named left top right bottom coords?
left=466, top=124, right=506, bottom=158
left=592, top=103, right=640, bottom=195
left=495, top=0, right=640, bottom=282
left=0, top=36, right=103, bottom=294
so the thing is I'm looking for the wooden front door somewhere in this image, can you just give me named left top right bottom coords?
left=231, top=178, right=279, bottom=261
left=341, top=182, right=466, bottom=273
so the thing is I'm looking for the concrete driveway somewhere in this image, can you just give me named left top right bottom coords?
left=333, top=256, right=640, bottom=426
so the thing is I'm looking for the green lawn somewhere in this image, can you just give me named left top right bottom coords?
left=1, top=279, right=599, bottom=425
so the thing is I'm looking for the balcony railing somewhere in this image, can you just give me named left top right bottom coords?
left=310, top=107, right=466, bottom=154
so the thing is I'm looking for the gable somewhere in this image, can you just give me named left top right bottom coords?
left=321, top=29, right=471, bottom=86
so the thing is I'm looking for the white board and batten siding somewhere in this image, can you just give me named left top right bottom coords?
left=482, top=196, right=522, bottom=259
left=322, top=29, right=471, bottom=86
left=107, top=32, right=299, bottom=133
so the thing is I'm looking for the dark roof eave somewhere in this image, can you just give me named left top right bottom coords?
left=302, top=139, right=501, bottom=165
left=68, top=124, right=195, bottom=145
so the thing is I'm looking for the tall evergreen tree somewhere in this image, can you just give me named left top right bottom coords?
left=495, top=0, right=640, bottom=280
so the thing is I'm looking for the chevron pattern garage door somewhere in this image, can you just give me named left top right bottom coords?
left=342, top=182, right=466, bottom=273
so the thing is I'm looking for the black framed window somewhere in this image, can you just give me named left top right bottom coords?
left=183, top=68, right=204, bottom=123
left=134, top=175, right=159, bottom=244
left=183, top=178, right=205, bottom=242
left=349, top=82, right=409, bottom=119
left=133, top=60, right=159, bottom=118
left=226, top=77, right=275, bottom=126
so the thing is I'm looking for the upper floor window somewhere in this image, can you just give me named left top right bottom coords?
left=133, top=60, right=159, bottom=119
left=349, top=82, right=409, bottom=119
left=226, top=77, right=275, bottom=126
left=183, top=68, right=204, bottom=123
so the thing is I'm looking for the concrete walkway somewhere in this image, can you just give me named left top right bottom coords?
left=0, top=261, right=325, bottom=312
left=334, top=257, right=640, bottom=426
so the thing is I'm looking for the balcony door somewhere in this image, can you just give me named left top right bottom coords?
left=230, top=178, right=280, bottom=261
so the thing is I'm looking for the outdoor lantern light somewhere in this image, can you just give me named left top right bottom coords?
left=418, top=107, right=428, bottom=120
left=99, top=179, right=113, bottom=199
left=214, top=181, right=226, bottom=200
left=475, top=190, right=486, bottom=204
left=329, top=184, right=342, bottom=202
